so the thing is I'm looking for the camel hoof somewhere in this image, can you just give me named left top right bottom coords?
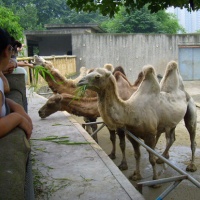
left=109, top=153, right=116, bottom=160
left=186, top=163, right=197, bottom=172
left=156, top=155, right=169, bottom=164
left=129, top=173, right=142, bottom=181
left=156, top=158, right=164, bottom=164
left=118, top=162, right=128, bottom=171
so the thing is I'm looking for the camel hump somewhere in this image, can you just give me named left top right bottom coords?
left=133, top=71, right=144, bottom=86
left=165, top=61, right=178, bottom=75
left=143, top=65, right=156, bottom=77
left=113, top=66, right=126, bottom=76
left=113, top=71, right=126, bottom=81
left=137, top=65, right=160, bottom=94
left=104, top=63, right=114, bottom=72
left=160, top=61, right=179, bottom=92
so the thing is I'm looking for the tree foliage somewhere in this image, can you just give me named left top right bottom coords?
left=67, top=0, right=200, bottom=18
left=0, top=0, right=185, bottom=34
left=15, top=3, right=40, bottom=30
left=101, top=6, right=185, bottom=33
left=0, top=6, right=24, bottom=40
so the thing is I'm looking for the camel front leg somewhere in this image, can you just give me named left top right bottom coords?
left=145, top=135, right=160, bottom=187
left=83, top=117, right=98, bottom=143
left=126, top=135, right=142, bottom=181
left=117, top=128, right=128, bottom=170
left=184, top=99, right=197, bottom=172
left=156, top=127, right=176, bottom=164
left=108, top=129, right=116, bottom=159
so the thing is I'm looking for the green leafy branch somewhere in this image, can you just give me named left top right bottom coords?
left=33, top=65, right=55, bottom=83
left=29, top=65, right=62, bottom=92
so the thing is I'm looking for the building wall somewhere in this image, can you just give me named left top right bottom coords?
left=72, top=33, right=200, bottom=82
left=39, top=35, right=72, bottom=56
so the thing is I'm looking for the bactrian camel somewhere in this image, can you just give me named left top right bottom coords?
left=77, top=61, right=197, bottom=182
left=33, top=55, right=96, bottom=97
left=38, top=61, right=197, bottom=173
left=35, top=55, right=197, bottom=173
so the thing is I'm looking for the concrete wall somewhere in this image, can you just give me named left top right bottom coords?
left=72, top=33, right=200, bottom=82
left=0, top=74, right=33, bottom=200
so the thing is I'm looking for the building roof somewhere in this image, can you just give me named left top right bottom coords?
left=25, top=24, right=105, bottom=36
left=45, top=24, right=105, bottom=33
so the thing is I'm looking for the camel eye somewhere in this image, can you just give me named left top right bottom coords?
left=48, top=102, right=55, bottom=106
left=95, top=74, right=100, bottom=80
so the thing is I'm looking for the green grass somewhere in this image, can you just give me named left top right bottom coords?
left=31, top=135, right=91, bottom=145
left=29, top=65, right=62, bottom=92
left=74, top=85, right=88, bottom=98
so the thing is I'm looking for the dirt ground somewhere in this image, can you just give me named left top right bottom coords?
left=71, top=81, right=200, bottom=200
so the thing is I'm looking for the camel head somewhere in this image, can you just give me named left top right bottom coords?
left=32, top=55, right=54, bottom=70
left=77, top=68, right=112, bottom=92
left=32, top=55, right=46, bottom=65
left=38, top=94, right=63, bottom=118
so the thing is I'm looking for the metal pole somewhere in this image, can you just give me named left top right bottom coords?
left=123, top=129, right=200, bottom=188
left=156, top=179, right=183, bottom=200
left=137, top=175, right=187, bottom=194
left=91, top=123, right=106, bottom=138
left=82, top=121, right=104, bottom=126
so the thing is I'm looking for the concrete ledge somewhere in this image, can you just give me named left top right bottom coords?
left=0, top=74, right=32, bottom=200
left=0, top=128, right=30, bottom=200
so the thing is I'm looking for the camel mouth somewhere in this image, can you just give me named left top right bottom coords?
left=39, top=114, right=47, bottom=119
left=77, top=79, right=87, bottom=87
left=38, top=110, right=47, bottom=119
left=32, top=55, right=45, bottom=66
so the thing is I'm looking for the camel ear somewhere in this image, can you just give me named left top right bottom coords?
left=106, top=71, right=111, bottom=78
left=54, top=95, right=62, bottom=103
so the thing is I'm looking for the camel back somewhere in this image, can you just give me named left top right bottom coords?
left=136, top=65, right=160, bottom=95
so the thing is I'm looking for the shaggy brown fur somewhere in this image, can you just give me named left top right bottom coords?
left=39, top=93, right=99, bottom=119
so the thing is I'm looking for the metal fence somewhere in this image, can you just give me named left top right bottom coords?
left=82, top=121, right=200, bottom=200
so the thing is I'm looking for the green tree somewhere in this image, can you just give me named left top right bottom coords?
left=101, top=6, right=184, bottom=34
left=155, top=11, right=185, bottom=33
left=62, top=11, right=107, bottom=24
left=15, top=3, right=41, bottom=30
left=67, top=0, right=200, bottom=18
left=0, top=6, right=24, bottom=40
left=1, top=0, right=69, bottom=29
left=0, top=0, right=186, bottom=34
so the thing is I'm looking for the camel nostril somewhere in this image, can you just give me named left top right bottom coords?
left=38, top=110, right=43, bottom=117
